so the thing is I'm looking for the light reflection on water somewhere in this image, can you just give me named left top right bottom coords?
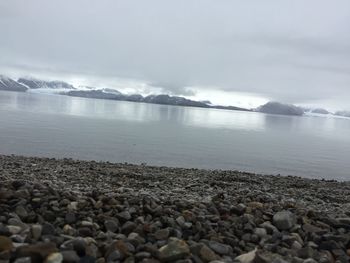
left=0, top=91, right=350, bottom=180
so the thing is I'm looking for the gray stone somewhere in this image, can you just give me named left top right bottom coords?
left=208, top=241, right=231, bottom=255
left=65, top=213, right=77, bottom=224
left=15, top=206, right=28, bottom=219
left=45, top=252, right=63, bottom=263
left=155, top=228, right=170, bottom=240
left=104, top=220, right=119, bottom=233
left=273, top=211, right=296, bottom=230
left=121, top=221, right=136, bottom=234
left=31, top=224, right=42, bottom=240
left=107, top=250, right=122, bottom=262
left=61, top=250, right=80, bottom=263
left=42, top=223, right=56, bottom=236
left=198, top=244, right=220, bottom=263
left=158, top=238, right=190, bottom=262
left=117, top=211, right=131, bottom=221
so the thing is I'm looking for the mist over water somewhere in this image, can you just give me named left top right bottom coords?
left=1, top=91, right=350, bottom=181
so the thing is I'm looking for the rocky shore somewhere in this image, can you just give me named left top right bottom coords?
left=0, top=155, right=349, bottom=263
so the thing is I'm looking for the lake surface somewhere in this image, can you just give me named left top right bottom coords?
left=0, top=90, right=350, bottom=181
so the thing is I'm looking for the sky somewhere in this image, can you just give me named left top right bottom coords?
left=0, top=0, right=350, bottom=110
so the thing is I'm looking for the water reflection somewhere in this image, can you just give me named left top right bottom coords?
left=1, top=91, right=350, bottom=139
left=1, top=91, right=350, bottom=180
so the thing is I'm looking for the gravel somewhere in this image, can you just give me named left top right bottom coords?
left=0, top=154, right=350, bottom=263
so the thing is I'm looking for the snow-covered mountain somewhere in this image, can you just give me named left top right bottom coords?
left=18, top=77, right=75, bottom=90
left=0, top=75, right=28, bottom=92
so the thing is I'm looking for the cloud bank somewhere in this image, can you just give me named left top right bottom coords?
left=0, top=0, right=350, bottom=109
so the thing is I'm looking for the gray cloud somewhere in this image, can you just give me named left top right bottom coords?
left=0, top=0, right=350, bottom=109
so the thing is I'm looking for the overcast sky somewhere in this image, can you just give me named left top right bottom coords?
left=1, top=0, right=350, bottom=109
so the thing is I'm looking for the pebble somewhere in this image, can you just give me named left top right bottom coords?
left=7, top=225, right=22, bottom=235
left=0, top=155, right=350, bottom=263
left=273, top=211, right=296, bottom=230
left=154, top=228, right=170, bottom=240
left=104, top=219, right=119, bottom=233
left=198, top=244, right=220, bottom=263
left=158, top=238, right=190, bottom=262
left=0, top=236, right=13, bottom=252
left=45, top=252, right=63, bottom=263
left=31, top=224, right=42, bottom=240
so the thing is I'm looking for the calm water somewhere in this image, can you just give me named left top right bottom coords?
left=0, top=91, right=350, bottom=181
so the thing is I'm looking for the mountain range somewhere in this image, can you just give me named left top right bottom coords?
left=0, top=75, right=349, bottom=118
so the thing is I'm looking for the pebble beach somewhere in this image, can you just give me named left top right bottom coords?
left=0, top=155, right=350, bottom=263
